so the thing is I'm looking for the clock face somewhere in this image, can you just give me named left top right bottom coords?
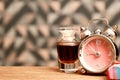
left=79, top=35, right=116, bottom=73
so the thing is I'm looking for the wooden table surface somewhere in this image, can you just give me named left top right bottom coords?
left=0, top=66, right=107, bottom=80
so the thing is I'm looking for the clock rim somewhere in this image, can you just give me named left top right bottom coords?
left=79, top=34, right=116, bottom=73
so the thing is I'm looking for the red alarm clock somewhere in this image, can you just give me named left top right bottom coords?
left=79, top=18, right=118, bottom=73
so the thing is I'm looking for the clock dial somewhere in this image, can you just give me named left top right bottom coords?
left=80, top=35, right=116, bottom=73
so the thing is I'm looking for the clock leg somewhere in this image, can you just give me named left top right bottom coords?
left=80, top=68, right=87, bottom=74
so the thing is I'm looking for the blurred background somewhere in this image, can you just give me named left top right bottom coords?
left=0, top=0, right=120, bottom=66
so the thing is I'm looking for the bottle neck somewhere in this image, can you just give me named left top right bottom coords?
left=62, top=36, right=75, bottom=42
left=59, top=29, right=76, bottom=42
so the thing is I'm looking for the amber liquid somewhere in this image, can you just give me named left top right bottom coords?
left=57, top=42, right=79, bottom=63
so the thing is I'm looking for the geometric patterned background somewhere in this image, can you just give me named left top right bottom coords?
left=0, top=0, right=120, bottom=66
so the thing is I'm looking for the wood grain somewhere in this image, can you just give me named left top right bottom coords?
left=0, top=66, right=107, bottom=80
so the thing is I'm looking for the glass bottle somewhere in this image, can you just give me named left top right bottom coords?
left=56, top=27, right=79, bottom=73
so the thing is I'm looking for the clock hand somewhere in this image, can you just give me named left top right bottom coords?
left=88, top=45, right=96, bottom=53
left=95, top=40, right=101, bottom=57
left=96, top=40, right=99, bottom=52
left=87, top=44, right=101, bottom=57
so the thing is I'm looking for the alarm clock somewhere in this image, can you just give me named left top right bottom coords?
left=79, top=18, right=118, bottom=73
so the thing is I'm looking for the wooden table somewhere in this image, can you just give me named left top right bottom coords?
left=0, top=66, right=107, bottom=80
